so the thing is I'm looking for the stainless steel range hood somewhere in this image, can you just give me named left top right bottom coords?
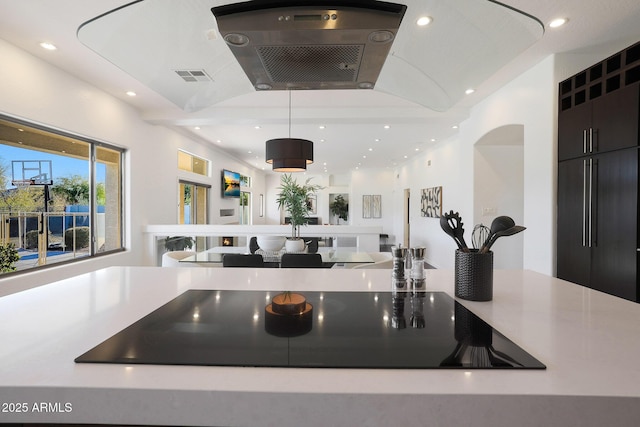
left=212, top=0, right=407, bottom=91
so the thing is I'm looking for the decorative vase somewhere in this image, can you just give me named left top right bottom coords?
left=257, top=235, right=285, bottom=252
left=285, top=238, right=306, bottom=253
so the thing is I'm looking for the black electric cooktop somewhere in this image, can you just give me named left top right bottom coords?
left=76, top=290, right=545, bottom=369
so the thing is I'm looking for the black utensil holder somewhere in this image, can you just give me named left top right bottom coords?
left=455, top=249, right=493, bottom=301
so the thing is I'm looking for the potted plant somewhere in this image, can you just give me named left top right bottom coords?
left=330, top=194, right=349, bottom=225
left=0, top=242, right=20, bottom=274
left=276, top=174, right=323, bottom=252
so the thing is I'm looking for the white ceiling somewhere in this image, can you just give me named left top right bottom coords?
left=1, top=0, right=640, bottom=175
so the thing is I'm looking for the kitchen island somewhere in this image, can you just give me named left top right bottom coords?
left=1, top=267, right=639, bottom=426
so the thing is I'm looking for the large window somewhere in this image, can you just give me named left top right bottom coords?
left=0, top=115, right=124, bottom=275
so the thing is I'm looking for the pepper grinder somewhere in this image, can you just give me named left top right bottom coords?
left=391, top=245, right=408, bottom=289
left=409, top=247, right=426, bottom=280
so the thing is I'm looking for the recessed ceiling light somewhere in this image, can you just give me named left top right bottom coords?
left=126, top=91, right=137, bottom=97
left=194, top=126, right=200, bottom=130
left=384, top=125, right=390, bottom=129
left=368, top=148, right=373, bottom=151
left=416, top=16, right=433, bottom=26
left=363, top=155, right=367, bottom=159
left=465, top=88, right=475, bottom=95
left=39, top=42, right=57, bottom=50
left=452, top=125, right=459, bottom=129
left=549, top=18, right=568, bottom=28
left=375, top=138, right=380, bottom=142
left=254, top=125, right=261, bottom=129
left=403, top=155, right=408, bottom=159
left=415, top=148, right=420, bottom=151
left=319, top=125, right=325, bottom=129
left=248, top=150, right=252, bottom=154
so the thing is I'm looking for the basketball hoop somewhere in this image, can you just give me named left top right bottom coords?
left=11, top=179, right=32, bottom=190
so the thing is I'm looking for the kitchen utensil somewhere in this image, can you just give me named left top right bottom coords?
left=481, top=216, right=516, bottom=249
left=440, top=211, right=469, bottom=252
left=472, top=224, right=490, bottom=249
left=440, top=214, right=461, bottom=249
left=480, top=225, right=526, bottom=253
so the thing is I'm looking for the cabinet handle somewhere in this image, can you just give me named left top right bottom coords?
left=589, top=159, right=593, bottom=247
left=589, top=128, right=594, bottom=153
left=583, top=129, right=587, bottom=154
left=582, top=159, right=587, bottom=247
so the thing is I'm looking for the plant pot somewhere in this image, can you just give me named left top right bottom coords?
left=257, top=236, right=285, bottom=252
left=285, top=238, right=306, bottom=253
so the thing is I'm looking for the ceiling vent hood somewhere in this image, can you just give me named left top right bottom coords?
left=212, top=0, right=407, bottom=91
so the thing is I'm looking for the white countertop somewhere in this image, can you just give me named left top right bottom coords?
left=1, top=267, right=639, bottom=426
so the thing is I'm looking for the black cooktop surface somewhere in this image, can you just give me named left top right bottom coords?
left=76, top=290, right=545, bottom=369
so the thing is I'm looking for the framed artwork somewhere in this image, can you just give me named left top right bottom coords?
left=363, top=195, right=371, bottom=218
left=420, top=186, right=442, bottom=218
left=362, top=194, right=382, bottom=219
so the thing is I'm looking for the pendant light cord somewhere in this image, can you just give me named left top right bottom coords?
left=288, top=89, right=292, bottom=138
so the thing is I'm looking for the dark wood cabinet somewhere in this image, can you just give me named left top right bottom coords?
left=557, top=158, right=591, bottom=286
left=557, top=41, right=640, bottom=302
left=558, top=85, right=639, bottom=161
left=590, top=149, right=638, bottom=300
left=557, top=150, right=638, bottom=301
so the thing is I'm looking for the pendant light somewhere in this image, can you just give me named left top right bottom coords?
left=265, top=90, right=314, bottom=172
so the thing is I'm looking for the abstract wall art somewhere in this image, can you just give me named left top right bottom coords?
left=362, top=194, right=382, bottom=219
left=420, top=186, right=442, bottom=218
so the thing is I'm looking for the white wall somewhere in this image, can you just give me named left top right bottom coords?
left=0, top=38, right=265, bottom=294
left=474, top=134, right=524, bottom=269
left=349, top=169, right=397, bottom=244
left=391, top=56, right=557, bottom=273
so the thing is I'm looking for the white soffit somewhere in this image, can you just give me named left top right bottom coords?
left=77, top=0, right=543, bottom=113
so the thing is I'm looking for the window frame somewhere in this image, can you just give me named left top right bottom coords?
left=0, top=113, right=126, bottom=276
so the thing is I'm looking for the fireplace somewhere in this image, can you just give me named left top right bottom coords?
left=221, top=236, right=236, bottom=247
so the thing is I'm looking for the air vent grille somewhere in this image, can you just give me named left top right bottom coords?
left=174, top=69, right=212, bottom=82
left=257, top=45, right=363, bottom=83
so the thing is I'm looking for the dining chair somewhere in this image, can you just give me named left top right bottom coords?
left=305, top=238, right=319, bottom=253
left=280, top=253, right=323, bottom=268
left=222, top=253, right=264, bottom=267
left=249, top=236, right=259, bottom=254
left=352, top=252, right=393, bottom=269
left=161, top=250, right=197, bottom=267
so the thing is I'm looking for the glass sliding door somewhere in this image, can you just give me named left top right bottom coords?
left=178, top=180, right=209, bottom=251
left=240, top=191, right=251, bottom=225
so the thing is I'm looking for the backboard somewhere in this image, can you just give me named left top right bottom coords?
left=11, top=160, right=53, bottom=186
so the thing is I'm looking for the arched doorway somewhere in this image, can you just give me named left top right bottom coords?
left=473, top=125, right=524, bottom=269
